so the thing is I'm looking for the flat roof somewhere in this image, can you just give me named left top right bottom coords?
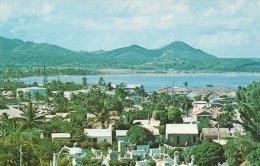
left=51, top=133, right=71, bottom=138
left=166, top=124, right=198, bottom=135
left=0, top=108, right=22, bottom=118
left=116, top=130, right=128, bottom=136
left=84, top=128, right=112, bottom=137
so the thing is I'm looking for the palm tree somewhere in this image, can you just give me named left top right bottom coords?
left=93, top=101, right=112, bottom=128
left=34, top=91, right=42, bottom=105
left=82, top=77, right=87, bottom=88
left=0, top=113, right=11, bottom=138
left=19, top=102, right=43, bottom=129
left=184, top=81, right=188, bottom=88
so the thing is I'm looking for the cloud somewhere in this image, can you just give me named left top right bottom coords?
left=0, top=1, right=12, bottom=22
left=0, top=0, right=259, bottom=58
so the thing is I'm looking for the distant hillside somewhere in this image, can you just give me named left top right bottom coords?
left=0, top=36, right=260, bottom=73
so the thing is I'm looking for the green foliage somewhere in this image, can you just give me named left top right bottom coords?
left=1, top=36, right=260, bottom=75
left=236, top=81, right=260, bottom=141
left=109, top=159, right=136, bottom=166
left=19, top=102, right=43, bottom=129
left=127, top=125, right=155, bottom=145
left=0, top=138, right=40, bottom=166
left=198, top=119, right=211, bottom=133
left=167, top=105, right=183, bottom=123
left=78, top=158, right=102, bottom=166
left=184, top=142, right=225, bottom=166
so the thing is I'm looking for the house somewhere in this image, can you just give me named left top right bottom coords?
left=64, top=89, right=88, bottom=100
left=201, top=128, right=230, bottom=142
left=182, top=117, right=196, bottom=124
left=0, top=106, right=22, bottom=118
left=17, top=87, right=46, bottom=100
left=116, top=130, right=128, bottom=142
left=192, top=110, right=213, bottom=121
left=166, top=124, right=198, bottom=147
left=84, top=125, right=112, bottom=144
left=51, top=133, right=71, bottom=141
left=192, top=101, right=210, bottom=109
left=133, top=119, right=160, bottom=136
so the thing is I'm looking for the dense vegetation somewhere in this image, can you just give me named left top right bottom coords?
left=1, top=36, right=260, bottom=75
left=1, top=77, right=260, bottom=165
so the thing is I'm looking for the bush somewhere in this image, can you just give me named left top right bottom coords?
left=109, top=159, right=136, bottom=166
left=96, top=142, right=111, bottom=150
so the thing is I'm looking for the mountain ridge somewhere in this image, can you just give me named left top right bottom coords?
left=0, top=36, right=260, bottom=73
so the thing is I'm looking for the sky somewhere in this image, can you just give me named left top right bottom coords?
left=0, top=0, right=260, bottom=58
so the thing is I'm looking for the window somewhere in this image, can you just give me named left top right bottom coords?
left=177, top=136, right=180, bottom=144
left=104, top=139, right=107, bottom=143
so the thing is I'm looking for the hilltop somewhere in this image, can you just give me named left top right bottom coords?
left=0, top=36, right=259, bottom=73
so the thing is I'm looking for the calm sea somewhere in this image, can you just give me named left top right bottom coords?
left=20, top=74, right=260, bottom=91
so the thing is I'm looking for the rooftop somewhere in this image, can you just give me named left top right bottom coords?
left=166, top=124, right=198, bottom=134
left=84, top=128, right=112, bottom=137
left=116, top=130, right=128, bottom=137
left=51, top=133, right=71, bottom=138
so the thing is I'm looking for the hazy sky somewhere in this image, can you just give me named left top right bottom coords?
left=0, top=0, right=260, bottom=58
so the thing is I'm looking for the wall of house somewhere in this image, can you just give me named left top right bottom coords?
left=116, top=136, right=127, bottom=142
left=197, top=115, right=212, bottom=121
left=167, top=134, right=198, bottom=146
left=97, top=137, right=112, bottom=144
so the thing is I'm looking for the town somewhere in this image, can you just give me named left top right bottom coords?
left=1, top=77, right=259, bottom=166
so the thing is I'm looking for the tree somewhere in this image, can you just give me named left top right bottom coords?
left=134, top=85, right=145, bottom=97
left=167, top=105, right=183, bottom=123
left=115, top=83, right=127, bottom=101
left=179, top=96, right=193, bottom=117
left=0, top=113, right=11, bottom=138
left=82, top=77, right=87, bottom=88
left=127, top=125, right=154, bottom=145
left=98, top=77, right=106, bottom=89
left=198, top=119, right=211, bottom=133
left=184, top=142, right=225, bottom=166
left=106, top=82, right=114, bottom=91
left=184, top=81, right=188, bottom=88
left=220, top=102, right=236, bottom=125
left=19, top=102, right=43, bottom=129
left=236, top=82, right=260, bottom=141
left=0, top=138, right=40, bottom=165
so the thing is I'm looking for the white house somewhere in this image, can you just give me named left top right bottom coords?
left=84, top=125, right=112, bottom=144
left=17, top=87, right=46, bottom=100
left=51, top=133, right=71, bottom=141
left=166, top=124, right=198, bottom=147
left=64, top=89, right=88, bottom=100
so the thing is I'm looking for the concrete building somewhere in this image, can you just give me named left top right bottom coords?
left=84, top=125, right=112, bottom=144
left=166, top=124, right=198, bottom=147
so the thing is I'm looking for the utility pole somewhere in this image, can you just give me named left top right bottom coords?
left=43, top=65, right=48, bottom=85
left=172, top=80, right=175, bottom=95
left=19, top=145, right=22, bottom=166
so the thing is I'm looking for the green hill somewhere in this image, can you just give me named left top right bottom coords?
left=0, top=36, right=259, bottom=73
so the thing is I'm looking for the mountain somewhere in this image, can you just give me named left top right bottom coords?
left=159, top=41, right=217, bottom=61
left=0, top=36, right=259, bottom=73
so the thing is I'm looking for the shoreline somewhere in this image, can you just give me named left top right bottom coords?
left=15, top=72, right=260, bottom=79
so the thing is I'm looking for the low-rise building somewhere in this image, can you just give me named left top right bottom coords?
left=116, top=130, right=128, bottom=142
left=165, top=124, right=198, bottom=147
left=17, top=87, right=46, bottom=100
left=201, top=128, right=230, bottom=142
left=84, top=125, right=112, bottom=144
left=51, top=133, right=71, bottom=141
